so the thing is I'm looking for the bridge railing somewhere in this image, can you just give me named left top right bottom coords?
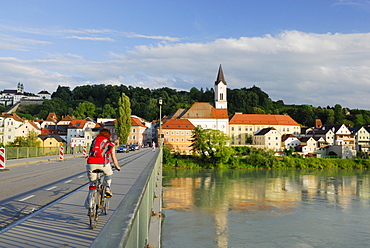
left=91, top=148, right=162, bottom=248
left=5, top=146, right=89, bottom=160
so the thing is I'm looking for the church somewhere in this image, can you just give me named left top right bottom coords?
left=0, top=83, right=51, bottom=107
left=161, top=65, right=229, bottom=153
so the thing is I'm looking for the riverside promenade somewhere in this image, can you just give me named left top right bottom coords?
left=0, top=148, right=161, bottom=248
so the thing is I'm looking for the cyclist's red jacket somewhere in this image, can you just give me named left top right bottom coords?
left=87, top=136, right=114, bottom=164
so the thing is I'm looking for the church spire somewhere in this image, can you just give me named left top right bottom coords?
left=215, top=64, right=226, bottom=85
left=214, top=64, right=227, bottom=109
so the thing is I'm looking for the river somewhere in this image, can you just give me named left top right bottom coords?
left=162, top=169, right=370, bottom=248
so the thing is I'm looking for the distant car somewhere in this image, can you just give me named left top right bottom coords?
left=133, top=144, right=139, bottom=150
left=128, top=145, right=136, bottom=151
left=116, top=145, right=129, bottom=153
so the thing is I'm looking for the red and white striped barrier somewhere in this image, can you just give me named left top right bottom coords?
left=59, top=146, right=64, bottom=161
left=83, top=146, right=87, bottom=158
left=0, top=147, right=5, bottom=169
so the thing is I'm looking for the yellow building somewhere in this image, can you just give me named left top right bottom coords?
left=162, top=119, right=195, bottom=154
left=38, top=134, right=66, bottom=147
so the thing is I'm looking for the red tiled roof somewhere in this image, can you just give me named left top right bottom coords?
left=131, top=117, right=146, bottom=127
left=0, top=112, right=24, bottom=122
left=45, top=113, right=58, bottom=122
left=229, top=113, right=299, bottom=126
left=60, top=115, right=75, bottom=121
left=68, top=119, right=87, bottom=129
left=162, top=119, right=195, bottom=130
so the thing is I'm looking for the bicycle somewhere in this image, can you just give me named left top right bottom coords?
left=87, top=166, right=119, bottom=229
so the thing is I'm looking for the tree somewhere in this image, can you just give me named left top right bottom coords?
left=191, top=126, right=233, bottom=168
left=115, top=93, right=132, bottom=144
left=334, top=104, right=345, bottom=123
left=73, top=101, right=96, bottom=119
left=7, top=131, right=41, bottom=147
left=101, top=104, right=116, bottom=118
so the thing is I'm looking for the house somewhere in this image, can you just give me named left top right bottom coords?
left=0, top=113, right=24, bottom=144
left=297, top=137, right=318, bottom=155
left=40, top=113, right=58, bottom=129
left=67, top=119, right=96, bottom=146
left=253, top=127, right=282, bottom=151
left=127, top=116, right=148, bottom=146
left=350, top=127, right=370, bottom=154
left=58, top=115, right=75, bottom=125
left=37, top=90, right=52, bottom=100
left=311, top=128, right=335, bottom=145
left=161, top=119, right=195, bottom=154
left=229, top=113, right=301, bottom=145
left=38, top=134, right=66, bottom=147
left=321, top=124, right=356, bottom=158
left=15, top=120, right=41, bottom=137
left=281, top=134, right=300, bottom=150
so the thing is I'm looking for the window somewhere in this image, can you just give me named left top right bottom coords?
left=220, top=93, right=223, bottom=100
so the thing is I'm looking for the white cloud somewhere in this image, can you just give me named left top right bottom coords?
left=65, top=36, right=115, bottom=42
left=0, top=34, right=52, bottom=51
left=1, top=30, right=370, bottom=110
left=126, top=33, right=181, bottom=42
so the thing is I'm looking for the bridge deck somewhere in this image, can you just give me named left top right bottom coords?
left=1, top=149, right=158, bottom=248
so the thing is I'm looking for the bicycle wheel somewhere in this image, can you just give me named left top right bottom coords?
left=102, top=196, right=109, bottom=215
left=89, top=194, right=99, bottom=229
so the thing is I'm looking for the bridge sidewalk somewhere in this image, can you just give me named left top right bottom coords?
left=0, top=149, right=158, bottom=248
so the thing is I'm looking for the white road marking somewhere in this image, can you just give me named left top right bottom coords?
left=46, top=186, right=57, bottom=191
left=0, top=207, right=5, bottom=210
left=64, top=180, right=72, bottom=183
left=78, top=175, right=84, bottom=178
left=19, top=195, right=35, bottom=202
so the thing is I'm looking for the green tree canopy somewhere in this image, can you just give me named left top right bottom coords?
left=73, top=101, right=96, bottom=119
left=7, top=131, right=41, bottom=147
left=101, top=104, right=116, bottom=118
left=190, top=126, right=233, bottom=168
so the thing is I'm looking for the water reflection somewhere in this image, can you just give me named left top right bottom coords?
left=163, top=169, right=370, bottom=248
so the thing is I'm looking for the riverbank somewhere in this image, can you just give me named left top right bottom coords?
left=163, top=147, right=370, bottom=169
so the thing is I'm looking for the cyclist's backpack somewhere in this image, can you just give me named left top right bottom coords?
left=87, top=136, right=112, bottom=164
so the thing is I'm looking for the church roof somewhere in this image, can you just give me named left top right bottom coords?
left=215, top=64, right=227, bottom=85
left=179, top=102, right=228, bottom=119
left=229, top=113, right=300, bottom=126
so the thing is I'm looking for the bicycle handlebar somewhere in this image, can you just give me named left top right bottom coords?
left=111, top=163, right=120, bottom=171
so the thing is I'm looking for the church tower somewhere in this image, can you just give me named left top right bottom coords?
left=214, top=64, right=227, bottom=109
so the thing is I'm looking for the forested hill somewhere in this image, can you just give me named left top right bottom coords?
left=15, top=84, right=370, bottom=127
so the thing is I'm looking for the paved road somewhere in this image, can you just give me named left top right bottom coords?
left=0, top=148, right=158, bottom=248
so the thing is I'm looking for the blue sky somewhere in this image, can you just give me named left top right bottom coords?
left=1, top=0, right=370, bottom=109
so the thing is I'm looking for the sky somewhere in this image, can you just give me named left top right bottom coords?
left=1, top=0, right=370, bottom=110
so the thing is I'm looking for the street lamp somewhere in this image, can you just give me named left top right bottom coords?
left=159, top=97, right=163, bottom=147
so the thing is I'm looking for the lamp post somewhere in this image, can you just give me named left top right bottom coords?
left=159, top=97, right=163, bottom=147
